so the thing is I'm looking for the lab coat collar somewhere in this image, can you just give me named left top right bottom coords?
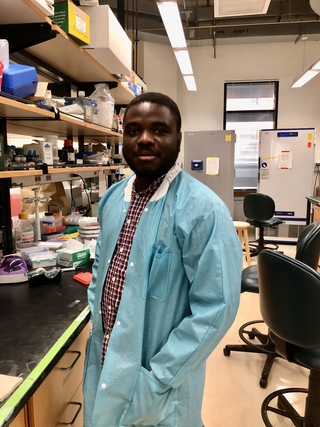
left=124, top=163, right=182, bottom=202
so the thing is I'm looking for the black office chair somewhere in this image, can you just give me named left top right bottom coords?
left=223, top=222, right=320, bottom=388
left=244, top=193, right=283, bottom=257
left=258, top=249, right=320, bottom=427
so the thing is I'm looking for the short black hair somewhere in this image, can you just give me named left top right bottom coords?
left=123, top=92, right=182, bottom=133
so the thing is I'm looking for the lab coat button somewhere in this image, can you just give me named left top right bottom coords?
left=144, top=208, right=148, bottom=212
left=123, top=209, right=126, bottom=213
left=130, top=262, right=134, bottom=267
left=101, top=383, right=106, bottom=389
left=117, top=321, right=121, bottom=326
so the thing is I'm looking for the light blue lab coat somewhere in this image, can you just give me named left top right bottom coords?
left=83, top=164, right=242, bottom=427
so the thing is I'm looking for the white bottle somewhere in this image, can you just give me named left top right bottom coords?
left=0, top=39, right=9, bottom=70
left=15, top=213, right=34, bottom=250
left=74, top=91, right=93, bottom=122
left=46, top=135, right=59, bottom=165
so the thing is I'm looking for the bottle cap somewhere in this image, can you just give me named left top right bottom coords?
left=18, top=213, right=28, bottom=219
left=64, top=139, right=73, bottom=146
left=45, top=212, right=53, bottom=216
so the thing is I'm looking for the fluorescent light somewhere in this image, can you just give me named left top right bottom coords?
left=291, top=70, right=320, bottom=88
left=183, top=76, right=197, bottom=91
left=311, top=60, right=320, bottom=70
left=174, top=49, right=193, bottom=75
left=157, top=1, right=186, bottom=48
left=156, top=1, right=196, bottom=91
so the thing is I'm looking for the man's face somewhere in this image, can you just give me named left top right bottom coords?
left=122, top=102, right=181, bottom=189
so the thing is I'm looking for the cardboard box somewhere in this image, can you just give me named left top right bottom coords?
left=78, top=5, right=131, bottom=74
left=53, top=1, right=90, bottom=46
left=56, top=248, right=90, bottom=267
left=2, top=64, right=38, bottom=98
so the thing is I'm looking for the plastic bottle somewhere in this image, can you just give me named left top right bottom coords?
left=15, top=213, right=34, bottom=250
left=46, top=135, right=59, bottom=165
left=73, top=91, right=93, bottom=122
left=0, top=40, right=9, bottom=70
left=42, top=212, right=56, bottom=234
left=61, top=139, right=75, bottom=164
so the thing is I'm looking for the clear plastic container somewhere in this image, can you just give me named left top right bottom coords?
left=15, top=213, right=34, bottom=250
left=73, top=91, right=93, bottom=122
left=89, top=83, right=114, bottom=128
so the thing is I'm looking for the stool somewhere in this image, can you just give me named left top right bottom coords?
left=233, top=221, right=251, bottom=268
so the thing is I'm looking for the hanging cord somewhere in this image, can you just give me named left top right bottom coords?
left=71, top=173, right=92, bottom=216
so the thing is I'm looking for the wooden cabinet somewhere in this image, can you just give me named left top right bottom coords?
left=27, top=322, right=90, bottom=427
left=313, top=205, right=320, bottom=223
left=9, top=408, right=28, bottom=427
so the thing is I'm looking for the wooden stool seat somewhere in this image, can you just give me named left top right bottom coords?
left=233, top=221, right=252, bottom=268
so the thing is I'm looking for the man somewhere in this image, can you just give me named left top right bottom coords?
left=83, top=92, right=242, bottom=427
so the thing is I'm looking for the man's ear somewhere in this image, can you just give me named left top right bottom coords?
left=177, top=132, right=182, bottom=151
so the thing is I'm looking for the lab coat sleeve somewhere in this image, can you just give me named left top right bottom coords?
left=87, top=222, right=102, bottom=317
left=149, top=206, right=242, bottom=389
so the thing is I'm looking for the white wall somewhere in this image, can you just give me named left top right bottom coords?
left=138, top=39, right=320, bottom=163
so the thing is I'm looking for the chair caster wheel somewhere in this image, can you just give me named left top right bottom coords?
left=223, top=347, right=230, bottom=356
left=260, top=377, right=268, bottom=388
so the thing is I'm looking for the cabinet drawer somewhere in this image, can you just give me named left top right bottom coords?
left=27, top=323, right=90, bottom=427
left=313, top=205, right=320, bottom=222
left=57, top=382, right=84, bottom=427
left=9, top=407, right=28, bottom=427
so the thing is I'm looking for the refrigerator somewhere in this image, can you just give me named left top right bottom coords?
left=258, top=128, right=316, bottom=242
left=184, top=130, right=236, bottom=215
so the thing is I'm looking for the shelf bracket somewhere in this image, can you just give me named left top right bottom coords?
left=0, top=23, right=57, bottom=53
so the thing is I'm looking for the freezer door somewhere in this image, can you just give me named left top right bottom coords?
left=184, top=130, right=236, bottom=214
left=258, top=128, right=315, bottom=223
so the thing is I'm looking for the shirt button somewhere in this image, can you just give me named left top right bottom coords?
left=108, top=305, right=112, bottom=311
left=101, top=383, right=106, bottom=389
left=112, top=276, right=115, bottom=281
left=135, top=194, right=139, bottom=199
left=130, top=262, right=134, bottom=267
left=117, top=321, right=121, bottom=326
left=120, top=247, right=123, bottom=253
left=127, top=219, right=131, bottom=224
left=106, top=334, right=109, bottom=339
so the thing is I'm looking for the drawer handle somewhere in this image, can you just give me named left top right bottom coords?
left=59, top=402, right=82, bottom=425
left=60, top=350, right=81, bottom=371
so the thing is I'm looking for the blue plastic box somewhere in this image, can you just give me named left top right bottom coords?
left=2, top=63, right=38, bottom=98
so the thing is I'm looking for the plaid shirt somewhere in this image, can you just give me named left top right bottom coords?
left=101, top=175, right=166, bottom=365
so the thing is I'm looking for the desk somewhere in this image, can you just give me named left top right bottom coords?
left=0, top=269, right=90, bottom=427
left=306, top=196, right=320, bottom=225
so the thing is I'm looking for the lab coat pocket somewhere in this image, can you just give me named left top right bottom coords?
left=148, top=244, right=172, bottom=301
left=120, top=366, right=176, bottom=426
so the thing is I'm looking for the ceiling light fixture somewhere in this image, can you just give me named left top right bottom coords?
left=156, top=0, right=197, bottom=91
left=291, top=56, right=320, bottom=88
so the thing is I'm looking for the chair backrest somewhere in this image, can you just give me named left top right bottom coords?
left=258, top=249, right=320, bottom=349
left=295, top=222, right=320, bottom=270
left=243, top=193, right=275, bottom=222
